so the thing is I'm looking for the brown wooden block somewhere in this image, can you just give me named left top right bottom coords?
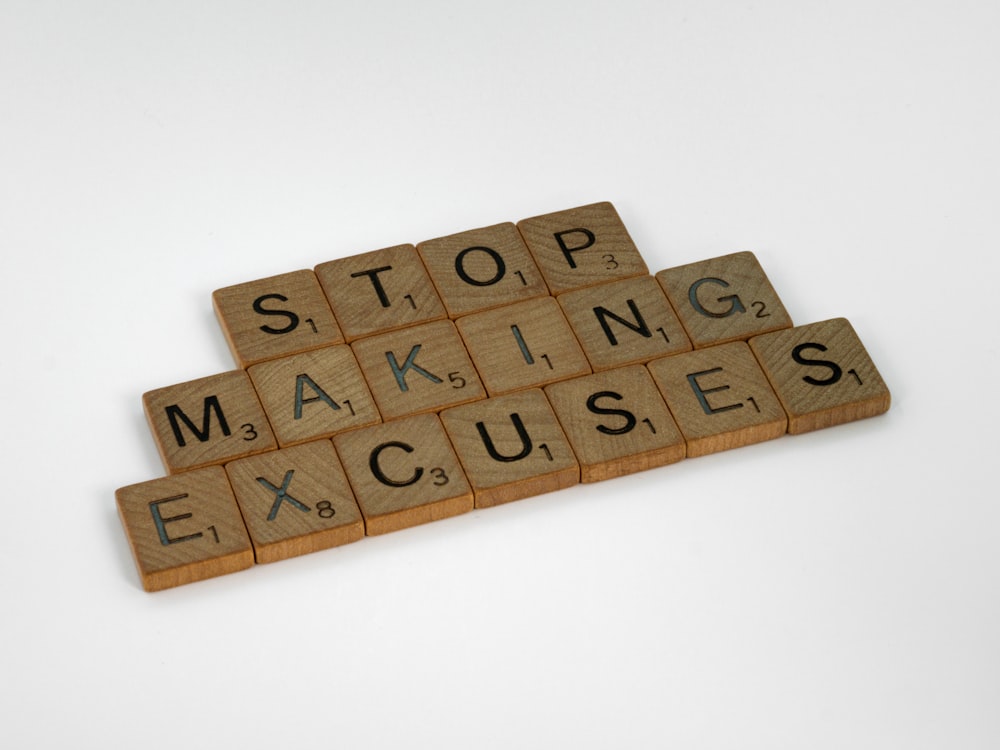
left=544, top=366, right=686, bottom=482
left=558, top=275, right=693, bottom=371
left=748, top=317, right=891, bottom=434
left=516, top=201, right=648, bottom=294
left=225, top=439, right=364, bottom=563
left=143, top=370, right=278, bottom=474
left=116, top=466, right=254, bottom=591
left=351, top=319, right=486, bottom=420
left=417, top=222, right=550, bottom=318
left=247, top=344, right=380, bottom=447
left=314, top=244, right=446, bottom=341
left=655, top=251, right=793, bottom=349
left=212, top=269, right=344, bottom=368
left=439, top=389, right=579, bottom=508
left=333, top=413, right=473, bottom=535
left=455, top=296, right=591, bottom=396
left=646, top=342, right=787, bottom=457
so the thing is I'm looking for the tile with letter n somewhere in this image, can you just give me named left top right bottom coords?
left=116, top=466, right=254, bottom=592
left=439, top=389, right=579, bottom=508
left=748, top=317, right=891, bottom=434
left=646, top=341, right=787, bottom=457
left=333, top=413, right=473, bottom=536
left=143, top=370, right=277, bottom=474
left=225, top=439, right=364, bottom=563
left=516, top=201, right=649, bottom=294
left=544, top=365, right=686, bottom=483
left=212, top=269, right=344, bottom=368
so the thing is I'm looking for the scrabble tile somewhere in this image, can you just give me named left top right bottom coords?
left=558, top=275, right=693, bottom=371
left=646, top=341, right=787, bottom=457
left=351, top=319, right=486, bottom=420
left=417, top=222, right=550, bottom=317
left=333, top=413, right=473, bottom=535
left=544, top=366, right=686, bottom=482
left=655, top=251, right=793, bottom=348
left=213, top=269, right=344, bottom=368
left=247, top=344, right=381, bottom=447
left=455, top=296, right=591, bottom=395
left=439, top=389, right=579, bottom=508
left=748, top=317, right=891, bottom=434
left=516, top=201, right=649, bottom=294
left=314, top=244, right=446, bottom=341
left=225, top=439, right=364, bottom=563
left=143, top=370, right=278, bottom=474
left=116, top=466, right=254, bottom=591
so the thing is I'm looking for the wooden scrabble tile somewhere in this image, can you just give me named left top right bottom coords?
left=143, top=370, right=278, bottom=474
left=224, top=439, right=364, bottom=563
left=212, top=269, right=344, bottom=368
left=116, top=466, right=254, bottom=591
left=455, top=296, right=591, bottom=395
left=646, top=341, right=787, bottom=457
left=544, top=366, right=686, bottom=482
left=351, top=319, right=486, bottom=420
left=416, top=222, right=550, bottom=317
left=558, top=275, right=693, bottom=371
left=655, top=251, right=793, bottom=348
left=247, top=344, right=381, bottom=447
left=516, top=201, right=649, bottom=294
left=748, top=317, right=891, bottom=434
left=439, top=389, right=579, bottom=508
left=333, top=413, right=473, bottom=535
left=314, top=244, right=446, bottom=341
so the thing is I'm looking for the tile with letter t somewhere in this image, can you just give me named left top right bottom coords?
left=748, top=317, right=891, bottom=434
left=116, top=466, right=254, bottom=592
left=544, top=365, right=686, bottom=483
left=333, top=413, right=474, bottom=536
left=646, top=342, right=787, bottom=457
left=439, top=389, right=579, bottom=508
left=225, top=439, right=364, bottom=563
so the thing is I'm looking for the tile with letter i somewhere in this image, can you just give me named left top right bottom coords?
left=333, top=413, right=474, bottom=535
left=224, top=439, right=364, bottom=563
left=439, top=389, right=579, bottom=508
left=116, top=466, right=254, bottom=592
left=748, top=317, right=891, bottom=434
left=646, top=341, right=787, bottom=457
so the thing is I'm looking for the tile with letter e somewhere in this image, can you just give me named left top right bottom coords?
left=655, top=251, right=793, bottom=349
left=247, top=344, right=380, bottom=447
left=314, top=244, right=446, bottom=341
left=225, top=439, right=364, bottom=563
left=748, top=317, right=891, bottom=434
left=544, top=365, right=686, bottom=483
left=351, top=319, right=486, bottom=420
left=333, top=413, right=473, bottom=535
left=116, top=466, right=254, bottom=591
left=212, top=269, right=344, bottom=368
left=558, top=275, right=692, bottom=371
left=646, top=341, right=787, bottom=457
left=516, top=201, right=648, bottom=294
left=143, top=370, right=277, bottom=474
left=456, top=296, right=591, bottom=396
left=440, top=389, right=578, bottom=508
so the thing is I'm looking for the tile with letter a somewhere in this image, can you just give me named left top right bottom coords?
left=439, top=389, right=579, bottom=508
left=143, top=370, right=277, bottom=474
left=116, top=466, right=254, bottom=592
left=333, top=413, right=474, bottom=536
left=225, top=439, right=364, bottom=563
left=646, top=341, right=787, bottom=457
left=544, top=365, right=686, bottom=482
left=748, top=317, right=891, bottom=434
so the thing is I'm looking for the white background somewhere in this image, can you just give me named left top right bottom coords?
left=2, top=1, right=997, bottom=748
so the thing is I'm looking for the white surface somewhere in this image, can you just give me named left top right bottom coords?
left=2, top=2, right=997, bottom=748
